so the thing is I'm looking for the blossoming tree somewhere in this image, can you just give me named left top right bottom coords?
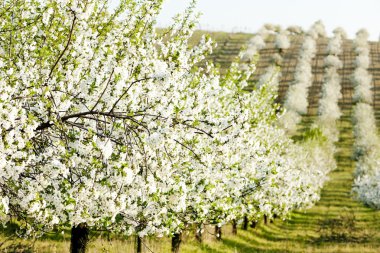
left=0, top=0, right=225, bottom=251
left=0, top=0, right=269, bottom=252
left=0, top=1, right=336, bottom=253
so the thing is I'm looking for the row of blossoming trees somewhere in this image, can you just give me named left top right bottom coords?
left=0, top=1, right=338, bottom=252
left=352, top=30, right=380, bottom=209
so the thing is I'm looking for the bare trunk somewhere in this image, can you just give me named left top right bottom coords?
left=250, top=221, right=257, bottom=229
left=215, top=226, right=222, bottom=241
left=242, top=216, right=249, bottom=230
left=70, top=223, right=89, bottom=253
left=195, top=223, right=203, bottom=243
left=171, top=232, right=182, bottom=253
left=135, top=236, right=142, bottom=253
left=264, top=214, right=268, bottom=225
left=232, top=219, right=237, bottom=235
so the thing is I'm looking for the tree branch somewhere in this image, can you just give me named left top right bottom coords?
left=90, top=69, right=115, bottom=111
left=109, top=77, right=153, bottom=113
left=46, top=14, right=76, bottom=81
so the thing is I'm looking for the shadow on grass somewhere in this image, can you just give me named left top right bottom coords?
left=197, top=243, right=226, bottom=253
left=312, top=210, right=376, bottom=245
left=222, top=237, right=292, bottom=253
left=0, top=242, right=33, bottom=253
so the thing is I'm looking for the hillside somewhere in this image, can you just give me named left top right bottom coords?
left=202, top=31, right=380, bottom=118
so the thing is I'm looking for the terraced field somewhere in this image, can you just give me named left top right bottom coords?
left=203, top=31, right=380, bottom=116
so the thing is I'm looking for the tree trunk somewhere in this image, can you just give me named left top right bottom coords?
left=272, top=214, right=277, bottom=223
left=264, top=214, right=268, bottom=225
left=250, top=221, right=257, bottom=229
left=135, top=236, right=142, bottom=253
left=215, top=226, right=222, bottom=241
left=232, top=219, right=237, bottom=235
left=70, top=223, right=90, bottom=253
left=195, top=223, right=203, bottom=243
left=171, top=232, right=182, bottom=253
left=242, top=216, right=249, bottom=230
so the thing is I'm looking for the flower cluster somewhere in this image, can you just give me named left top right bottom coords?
left=317, top=28, right=345, bottom=142
left=241, top=27, right=269, bottom=62
left=275, top=30, right=291, bottom=51
left=280, top=21, right=326, bottom=133
left=352, top=29, right=373, bottom=104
